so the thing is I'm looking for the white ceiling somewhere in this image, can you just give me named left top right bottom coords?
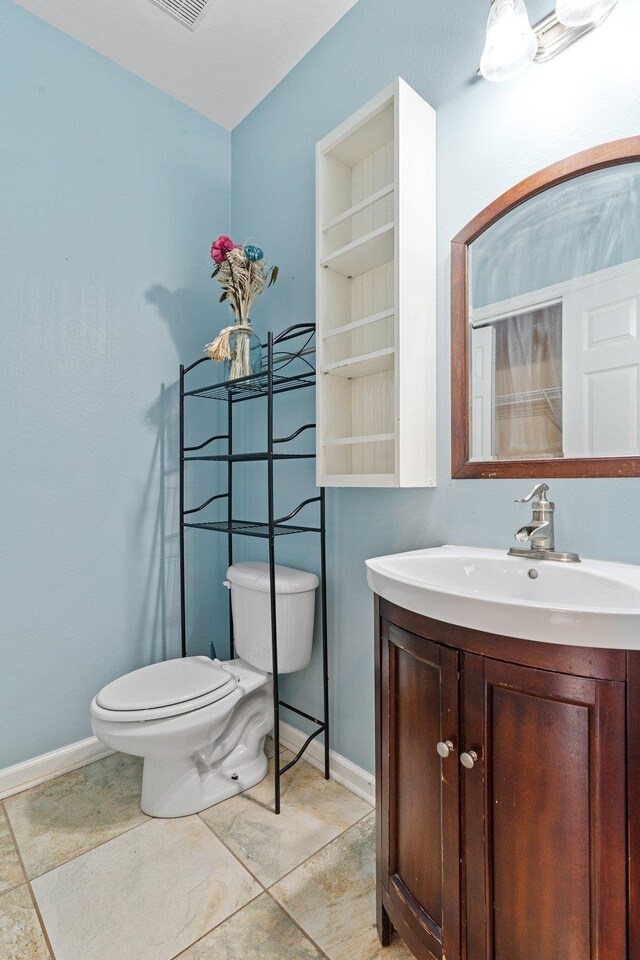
left=13, top=0, right=360, bottom=128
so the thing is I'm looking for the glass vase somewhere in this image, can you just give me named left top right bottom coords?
left=224, top=321, right=262, bottom=381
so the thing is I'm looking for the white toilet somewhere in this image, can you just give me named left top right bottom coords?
left=90, top=562, right=318, bottom=818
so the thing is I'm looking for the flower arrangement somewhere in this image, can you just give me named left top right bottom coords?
left=205, top=236, right=279, bottom=373
left=210, top=235, right=279, bottom=318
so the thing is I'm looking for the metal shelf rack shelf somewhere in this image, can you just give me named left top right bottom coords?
left=179, top=323, right=329, bottom=814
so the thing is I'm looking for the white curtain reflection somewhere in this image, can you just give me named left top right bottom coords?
left=486, top=305, right=563, bottom=460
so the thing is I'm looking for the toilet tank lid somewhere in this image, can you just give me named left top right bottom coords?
left=226, top=562, right=319, bottom=595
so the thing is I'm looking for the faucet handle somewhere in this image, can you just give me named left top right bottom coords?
left=515, top=482, right=549, bottom=505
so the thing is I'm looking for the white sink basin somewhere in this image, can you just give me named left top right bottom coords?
left=365, top=545, right=640, bottom=649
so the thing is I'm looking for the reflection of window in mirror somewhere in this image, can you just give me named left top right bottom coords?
left=467, top=162, right=640, bottom=464
left=471, top=305, right=562, bottom=461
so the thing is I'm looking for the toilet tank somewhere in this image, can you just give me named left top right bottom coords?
left=225, top=562, right=319, bottom=674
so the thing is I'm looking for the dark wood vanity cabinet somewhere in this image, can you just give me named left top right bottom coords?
left=377, top=619, right=461, bottom=960
left=375, top=599, right=634, bottom=960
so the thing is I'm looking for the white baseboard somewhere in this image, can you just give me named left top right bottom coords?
left=278, top=720, right=375, bottom=806
left=0, top=737, right=115, bottom=800
left=0, top=726, right=375, bottom=808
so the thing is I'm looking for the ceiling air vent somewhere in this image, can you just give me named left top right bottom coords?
left=148, top=0, right=213, bottom=30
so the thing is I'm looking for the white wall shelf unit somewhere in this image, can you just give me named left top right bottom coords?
left=316, top=77, right=437, bottom=488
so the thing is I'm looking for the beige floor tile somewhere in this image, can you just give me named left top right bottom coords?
left=200, top=752, right=371, bottom=887
left=177, top=892, right=323, bottom=959
left=32, top=816, right=260, bottom=960
left=264, top=736, right=293, bottom=760
left=0, top=885, right=50, bottom=960
left=4, top=752, right=148, bottom=878
left=0, top=805, right=25, bottom=895
left=271, top=813, right=412, bottom=960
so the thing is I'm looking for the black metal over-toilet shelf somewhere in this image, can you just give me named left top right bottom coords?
left=178, top=323, right=329, bottom=815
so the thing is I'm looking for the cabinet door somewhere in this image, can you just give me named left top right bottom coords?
left=462, top=654, right=627, bottom=960
left=378, top=620, right=460, bottom=960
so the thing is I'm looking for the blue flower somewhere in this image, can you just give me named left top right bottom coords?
left=244, top=244, right=264, bottom=262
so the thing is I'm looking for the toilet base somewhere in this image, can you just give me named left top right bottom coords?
left=140, top=744, right=269, bottom=818
left=91, top=660, right=274, bottom=819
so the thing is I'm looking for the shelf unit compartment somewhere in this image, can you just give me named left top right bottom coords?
left=318, top=97, right=394, bottom=262
left=323, top=307, right=395, bottom=341
left=321, top=348, right=394, bottom=379
left=325, top=100, right=394, bottom=167
left=316, top=78, right=436, bottom=487
left=323, top=372, right=395, bottom=440
left=320, top=223, right=394, bottom=278
left=323, top=183, right=395, bottom=233
left=321, top=261, right=394, bottom=337
left=322, top=313, right=394, bottom=367
left=320, top=154, right=394, bottom=261
left=318, top=367, right=396, bottom=480
left=323, top=439, right=395, bottom=477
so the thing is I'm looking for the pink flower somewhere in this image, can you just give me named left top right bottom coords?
left=211, top=235, right=237, bottom=263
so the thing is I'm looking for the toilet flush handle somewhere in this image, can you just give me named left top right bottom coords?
left=223, top=580, right=231, bottom=589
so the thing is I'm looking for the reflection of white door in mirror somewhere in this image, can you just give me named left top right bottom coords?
left=563, top=261, right=640, bottom=458
left=471, top=326, right=495, bottom=460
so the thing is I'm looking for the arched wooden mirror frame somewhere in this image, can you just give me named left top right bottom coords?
left=451, top=136, right=640, bottom=479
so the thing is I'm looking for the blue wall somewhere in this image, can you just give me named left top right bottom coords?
left=5, top=0, right=640, bottom=776
left=231, top=0, right=640, bottom=774
left=0, top=0, right=231, bottom=767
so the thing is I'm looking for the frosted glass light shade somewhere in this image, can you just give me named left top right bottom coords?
left=556, top=0, right=618, bottom=27
left=480, top=0, right=538, bottom=82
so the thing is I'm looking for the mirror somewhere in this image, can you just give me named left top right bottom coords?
left=451, top=137, right=640, bottom=479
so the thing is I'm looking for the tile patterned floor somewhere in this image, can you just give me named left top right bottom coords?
left=200, top=750, right=372, bottom=886
left=4, top=753, right=148, bottom=879
left=0, top=744, right=412, bottom=960
left=0, top=807, right=24, bottom=896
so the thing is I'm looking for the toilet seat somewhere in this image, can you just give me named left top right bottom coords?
left=92, top=657, right=237, bottom=723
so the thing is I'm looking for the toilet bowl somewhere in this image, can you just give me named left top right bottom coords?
left=90, top=562, right=318, bottom=818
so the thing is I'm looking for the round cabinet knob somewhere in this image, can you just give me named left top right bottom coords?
left=460, top=750, right=478, bottom=770
left=436, top=740, right=455, bottom=759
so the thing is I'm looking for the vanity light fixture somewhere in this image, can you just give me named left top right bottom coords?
left=480, top=0, right=619, bottom=80
left=480, top=0, right=538, bottom=82
left=556, top=0, right=618, bottom=27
